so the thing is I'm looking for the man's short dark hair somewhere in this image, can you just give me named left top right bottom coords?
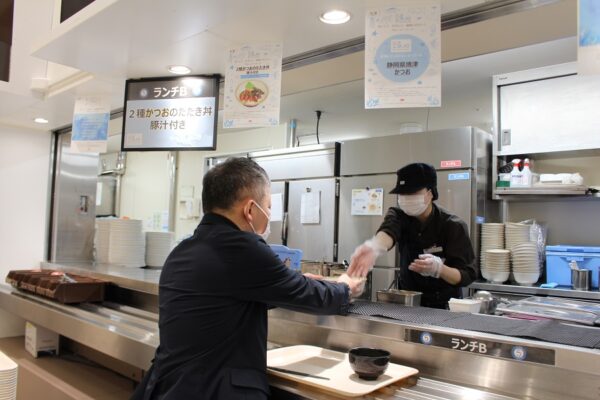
left=202, top=157, right=270, bottom=213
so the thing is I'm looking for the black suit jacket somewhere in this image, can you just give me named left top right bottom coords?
left=132, top=213, right=349, bottom=400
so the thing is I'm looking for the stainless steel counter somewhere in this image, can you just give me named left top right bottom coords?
left=268, top=376, right=520, bottom=400
left=469, top=281, right=600, bottom=301
left=2, top=279, right=600, bottom=399
left=41, top=261, right=160, bottom=294
left=267, top=309, right=600, bottom=400
left=2, top=262, right=598, bottom=399
left=0, top=284, right=157, bottom=369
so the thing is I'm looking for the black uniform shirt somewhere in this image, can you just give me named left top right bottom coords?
left=132, top=213, right=349, bottom=400
left=377, top=203, right=476, bottom=308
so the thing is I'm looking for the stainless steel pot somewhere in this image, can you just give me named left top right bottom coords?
left=376, top=289, right=421, bottom=306
left=571, top=269, right=592, bottom=291
left=472, top=291, right=498, bottom=314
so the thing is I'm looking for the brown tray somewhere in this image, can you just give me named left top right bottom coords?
left=5, top=269, right=107, bottom=304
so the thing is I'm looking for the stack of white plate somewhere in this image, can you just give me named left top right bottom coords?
left=107, top=219, right=146, bottom=267
left=94, top=218, right=112, bottom=263
left=511, top=242, right=540, bottom=285
left=146, top=232, right=174, bottom=267
left=0, top=351, right=17, bottom=400
left=482, top=249, right=510, bottom=283
left=505, top=222, right=531, bottom=250
left=480, top=223, right=505, bottom=267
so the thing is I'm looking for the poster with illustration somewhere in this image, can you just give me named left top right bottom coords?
left=351, top=188, right=384, bottom=216
left=365, top=1, right=441, bottom=109
left=578, top=0, right=600, bottom=75
left=223, top=43, right=282, bottom=128
left=71, top=96, right=110, bottom=153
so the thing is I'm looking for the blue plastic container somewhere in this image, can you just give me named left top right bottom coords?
left=545, top=245, right=600, bottom=289
left=269, top=244, right=303, bottom=271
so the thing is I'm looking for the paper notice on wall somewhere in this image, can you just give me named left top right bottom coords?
left=365, top=1, right=441, bottom=108
left=71, top=96, right=110, bottom=153
left=578, top=0, right=600, bottom=75
left=96, top=182, right=102, bottom=206
left=351, top=188, right=384, bottom=216
left=271, top=193, right=283, bottom=222
left=223, top=43, right=283, bottom=128
left=300, top=191, right=320, bottom=224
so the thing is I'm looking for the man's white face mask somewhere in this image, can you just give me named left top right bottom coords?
left=397, top=191, right=430, bottom=216
left=248, top=201, right=271, bottom=240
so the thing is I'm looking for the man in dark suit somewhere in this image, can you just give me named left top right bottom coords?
left=132, top=157, right=362, bottom=400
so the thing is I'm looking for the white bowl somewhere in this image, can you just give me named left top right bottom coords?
left=488, top=270, right=510, bottom=283
left=514, top=272, right=539, bottom=285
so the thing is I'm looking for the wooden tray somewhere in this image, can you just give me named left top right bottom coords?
left=5, top=269, right=107, bottom=303
left=267, top=345, right=418, bottom=397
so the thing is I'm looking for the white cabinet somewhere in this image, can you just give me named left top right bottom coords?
left=494, top=63, right=600, bottom=156
left=492, top=63, right=600, bottom=198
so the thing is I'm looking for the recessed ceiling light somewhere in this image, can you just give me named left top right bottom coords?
left=168, top=65, right=191, bottom=75
left=319, top=10, right=351, bottom=25
left=34, top=117, right=49, bottom=124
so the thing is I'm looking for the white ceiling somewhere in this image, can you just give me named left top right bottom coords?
left=0, top=0, right=573, bottom=133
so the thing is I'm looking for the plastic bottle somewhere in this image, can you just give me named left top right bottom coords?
left=509, top=158, right=523, bottom=187
left=521, top=158, right=532, bottom=187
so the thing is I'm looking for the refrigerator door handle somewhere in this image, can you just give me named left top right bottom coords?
left=282, top=211, right=288, bottom=243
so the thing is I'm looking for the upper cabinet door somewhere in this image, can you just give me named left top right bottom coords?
left=496, top=63, right=600, bottom=155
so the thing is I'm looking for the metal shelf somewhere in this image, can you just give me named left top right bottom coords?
left=469, top=281, right=600, bottom=301
left=495, top=187, right=588, bottom=196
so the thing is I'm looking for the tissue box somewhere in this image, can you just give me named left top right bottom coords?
left=448, top=298, right=482, bottom=313
left=25, top=321, right=59, bottom=358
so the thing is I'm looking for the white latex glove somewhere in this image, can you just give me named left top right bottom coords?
left=408, top=254, right=443, bottom=278
left=347, top=237, right=387, bottom=277
left=336, top=273, right=366, bottom=298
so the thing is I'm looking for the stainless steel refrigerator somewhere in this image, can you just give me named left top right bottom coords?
left=337, top=127, right=497, bottom=299
left=250, top=144, right=340, bottom=262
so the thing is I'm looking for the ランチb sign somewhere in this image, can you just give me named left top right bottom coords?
left=122, top=75, right=220, bottom=151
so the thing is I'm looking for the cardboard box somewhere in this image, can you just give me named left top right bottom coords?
left=25, top=322, right=59, bottom=358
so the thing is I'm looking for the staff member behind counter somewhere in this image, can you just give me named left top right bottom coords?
left=132, top=158, right=363, bottom=400
left=348, top=162, right=476, bottom=309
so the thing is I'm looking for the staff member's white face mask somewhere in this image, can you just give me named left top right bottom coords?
left=397, top=190, right=431, bottom=216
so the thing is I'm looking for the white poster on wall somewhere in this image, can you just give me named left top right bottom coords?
left=71, top=96, right=110, bottom=153
left=223, top=43, right=282, bottom=128
left=300, top=191, right=320, bottom=224
left=578, top=0, right=600, bottom=75
left=270, top=193, right=284, bottom=222
left=365, top=1, right=441, bottom=109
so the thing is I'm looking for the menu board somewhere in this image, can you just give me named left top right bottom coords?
left=122, top=75, right=219, bottom=151
left=223, top=43, right=282, bottom=128
left=365, top=1, right=441, bottom=109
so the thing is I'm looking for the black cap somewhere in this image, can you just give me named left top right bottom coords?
left=390, top=162, right=438, bottom=200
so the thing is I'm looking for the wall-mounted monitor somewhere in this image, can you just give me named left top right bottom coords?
left=121, top=75, right=220, bottom=151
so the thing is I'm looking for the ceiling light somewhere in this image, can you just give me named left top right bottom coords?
left=168, top=65, right=191, bottom=75
left=319, top=10, right=351, bottom=25
left=34, top=117, right=49, bottom=124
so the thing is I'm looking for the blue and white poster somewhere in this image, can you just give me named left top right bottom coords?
left=365, top=1, right=441, bottom=109
left=223, top=43, right=282, bottom=128
left=578, top=0, right=600, bottom=75
left=71, top=96, right=110, bottom=153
